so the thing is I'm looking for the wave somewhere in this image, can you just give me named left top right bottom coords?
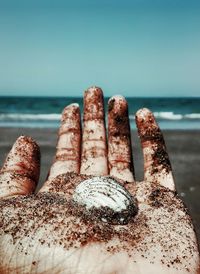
left=0, top=112, right=200, bottom=123
left=184, top=113, right=200, bottom=119
left=130, top=112, right=200, bottom=121
left=0, top=113, right=61, bottom=121
left=154, top=112, right=183, bottom=120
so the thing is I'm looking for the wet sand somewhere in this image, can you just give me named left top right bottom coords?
left=0, top=127, right=199, bottom=244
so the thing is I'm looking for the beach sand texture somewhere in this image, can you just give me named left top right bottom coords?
left=0, top=127, right=199, bottom=246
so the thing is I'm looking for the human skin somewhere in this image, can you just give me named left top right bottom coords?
left=0, top=87, right=199, bottom=274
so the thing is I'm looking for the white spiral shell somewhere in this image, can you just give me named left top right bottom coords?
left=73, top=176, right=137, bottom=224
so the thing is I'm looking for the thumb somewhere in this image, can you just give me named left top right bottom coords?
left=0, top=136, right=40, bottom=198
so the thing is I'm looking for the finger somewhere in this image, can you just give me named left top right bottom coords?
left=0, top=136, right=40, bottom=198
left=108, top=95, right=134, bottom=182
left=80, top=86, right=108, bottom=176
left=136, top=108, right=175, bottom=190
left=47, top=103, right=81, bottom=181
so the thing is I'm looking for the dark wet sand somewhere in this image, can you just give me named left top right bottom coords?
left=0, top=127, right=199, bottom=244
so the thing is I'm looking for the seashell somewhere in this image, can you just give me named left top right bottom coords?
left=73, top=176, right=138, bottom=225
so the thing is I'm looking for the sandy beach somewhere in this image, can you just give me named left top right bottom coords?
left=0, top=127, right=199, bottom=244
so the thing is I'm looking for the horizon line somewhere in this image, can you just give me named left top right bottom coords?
left=0, top=95, right=199, bottom=99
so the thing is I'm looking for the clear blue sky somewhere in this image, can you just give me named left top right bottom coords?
left=0, top=0, right=200, bottom=97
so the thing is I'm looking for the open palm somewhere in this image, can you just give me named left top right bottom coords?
left=0, top=87, right=199, bottom=274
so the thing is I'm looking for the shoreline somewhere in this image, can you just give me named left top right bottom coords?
left=0, top=127, right=199, bottom=244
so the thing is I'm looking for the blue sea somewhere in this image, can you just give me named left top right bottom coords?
left=0, top=96, right=199, bottom=130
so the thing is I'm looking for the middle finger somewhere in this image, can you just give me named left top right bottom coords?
left=80, top=87, right=108, bottom=176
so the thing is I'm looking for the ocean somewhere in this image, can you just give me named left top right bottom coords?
left=0, top=96, right=199, bottom=129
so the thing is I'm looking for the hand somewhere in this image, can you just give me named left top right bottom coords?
left=0, top=87, right=199, bottom=274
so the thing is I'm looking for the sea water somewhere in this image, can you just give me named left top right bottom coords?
left=0, top=96, right=199, bottom=129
